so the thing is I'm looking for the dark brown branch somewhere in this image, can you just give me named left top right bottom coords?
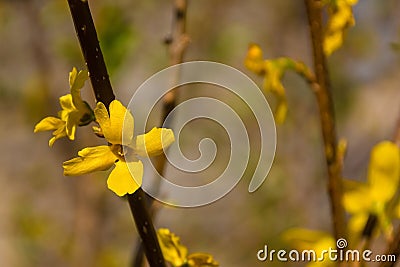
left=128, top=189, right=167, bottom=267
left=304, top=0, right=347, bottom=240
left=66, top=1, right=166, bottom=266
left=67, top=0, right=115, bottom=107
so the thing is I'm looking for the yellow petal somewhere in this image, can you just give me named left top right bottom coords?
left=134, top=128, right=175, bottom=157
left=69, top=67, right=89, bottom=109
left=187, top=253, right=219, bottom=267
left=342, top=179, right=372, bottom=214
left=107, top=160, right=142, bottom=196
left=368, top=141, right=400, bottom=203
left=157, top=228, right=188, bottom=267
left=94, top=100, right=134, bottom=145
left=274, top=98, right=288, bottom=125
left=34, top=117, right=64, bottom=132
left=59, top=94, right=75, bottom=113
left=69, top=67, right=88, bottom=92
left=49, top=125, right=68, bottom=147
left=65, top=111, right=81, bottom=140
left=63, top=145, right=116, bottom=176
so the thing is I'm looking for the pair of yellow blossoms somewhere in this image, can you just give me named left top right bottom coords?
left=34, top=69, right=175, bottom=197
left=64, top=100, right=174, bottom=197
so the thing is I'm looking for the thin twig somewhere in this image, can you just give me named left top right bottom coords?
left=379, top=226, right=400, bottom=267
left=304, top=0, right=347, bottom=240
left=66, top=1, right=166, bottom=266
left=132, top=1, right=189, bottom=266
left=394, top=112, right=400, bottom=146
left=154, top=0, right=189, bottom=179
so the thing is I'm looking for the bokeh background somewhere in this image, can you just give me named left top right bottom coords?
left=0, top=0, right=399, bottom=266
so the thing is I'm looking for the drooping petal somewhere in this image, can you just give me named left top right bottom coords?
left=94, top=100, right=134, bottom=145
left=49, top=127, right=67, bottom=147
left=107, top=160, right=142, bottom=196
left=134, top=127, right=175, bottom=157
left=34, top=116, right=65, bottom=132
left=368, top=141, right=400, bottom=203
left=157, top=228, right=188, bottom=267
left=65, top=110, right=81, bottom=140
left=63, top=145, right=116, bottom=176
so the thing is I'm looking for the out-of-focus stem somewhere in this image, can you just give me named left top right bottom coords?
left=304, top=0, right=347, bottom=241
left=132, top=1, right=188, bottom=267
left=66, top=1, right=166, bottom=266
left=379, top=226, right=400, bottom=267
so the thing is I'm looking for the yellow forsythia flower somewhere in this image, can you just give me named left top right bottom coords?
left=63, top=100, right=175, bottom=196
left=157, top=228, right=219, bottom=267
left=245, top=44, right=314, bottom=124
left=282, top=228, right=336, bottom=267
left=34, top=67, right=93, bottom=146
left=343, top=141, right=400, bottom=238
left=324, top=0, right=358, bottom=56
left=158, top=228, right=188, bottom=266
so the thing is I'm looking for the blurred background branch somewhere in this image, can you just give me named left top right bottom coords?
left=304, top=0, right=347, bottom=241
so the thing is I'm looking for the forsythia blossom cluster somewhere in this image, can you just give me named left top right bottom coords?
left=343, top=141, right=400, bottom=238
left=324, top=0, right=358, bottom=56
left=34, top=67, right=175, bottom=196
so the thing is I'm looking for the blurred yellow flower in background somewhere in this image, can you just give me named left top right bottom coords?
left=157, top=228, right=219, bottom=267
left=324, top=0, right=358, bottom=56
left=282, top=228, right=336, bottom=267
left=343, top=141, right=400, bottom=238
left=245, top=44, right=314, bottom=124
